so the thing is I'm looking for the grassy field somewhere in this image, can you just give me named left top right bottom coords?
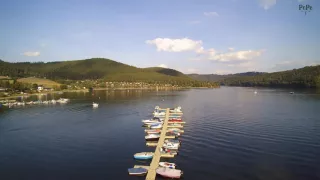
left=0, top=76, right=11, bottom=79
left=17, top=77, right=60, bottom=87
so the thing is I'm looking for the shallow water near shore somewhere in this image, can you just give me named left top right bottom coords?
left=0, top=87, right=320, bottom=180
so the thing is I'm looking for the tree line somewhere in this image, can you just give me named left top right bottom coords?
left=220, top=65, right=320, bottom=88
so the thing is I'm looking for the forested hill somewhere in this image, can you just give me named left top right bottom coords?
left=188, top=72, right=265, bottom=82
left=0, top=58, right=218, bottom=87
left=220, top=65, right=320, bottom=88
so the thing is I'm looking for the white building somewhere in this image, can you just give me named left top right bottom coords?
left=37, top=85, right=44, bottom=91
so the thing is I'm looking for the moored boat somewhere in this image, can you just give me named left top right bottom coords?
left=159, top=162, right=176, bottom=169
left=163, top=142, right=180, bottom=150
left=169, top=118, right=183, bottom=122
left=93, top=102, right=99, bottom=108
left=128, top=167, right=148, bottom=176
left=145, top=134, right=160, bottom=141
left=145, top=129, right=161, bottom=134
left=150, top=123, right=162, bottom=129
left=165, top=139, right=181, bottom=144
left=156, top=167, right=183, bottom=179
left=134, top=152, right=154, bottom=160
left=153, top=112, right=166, bottom=117
left=169, top=106, right=182, bottom=113
left=142, top=117, right=162, bottom=124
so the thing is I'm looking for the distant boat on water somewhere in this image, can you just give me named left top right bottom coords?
left=290, top=92, right=294, bottom=94
left=93, top=102, right=99, bottom=108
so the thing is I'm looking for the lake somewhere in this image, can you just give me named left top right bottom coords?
left=0, top=87, right=320, bottom=180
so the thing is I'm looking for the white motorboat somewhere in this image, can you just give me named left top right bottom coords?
left=159, top=162, right=176, bottom=169
left=93, top=102, right=99, bottom=108
left=165, top=139, right=181, bottom=144
left=144, top=120, right=163, bottom=125
left=128, top=167, right=148, bottom=176
left=153, top=112, right=166, bottom=117
left=145, top=129, right=161, bottom=134
left=163, top=142, right=180, bottom=150
left=145, top=134, right=160, bottom=140
left=156, top=167, right=183, bottom=179
left=142, top=117, right=162, bottom=124
left=169, top=106, right=182, bottom=113
left=134, top=152, right=154, bottom=160
left=145, top=129, right=161, bottom=133
left=167, top=128, right=181, bottom=131
left=150, top=123, right=162, bottom=129
left=57, top=98, right=69, bottom=104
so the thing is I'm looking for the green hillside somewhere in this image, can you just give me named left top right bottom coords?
left=220, top=66, right=320, bottom=88
left=188, top=72, right=266, bottom=82
left=0, top=58, right=219, bottom=87
left=17, top=77, right=60, bottom=88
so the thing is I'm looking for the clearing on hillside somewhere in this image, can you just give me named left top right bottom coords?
left=17, top=77, right=60, bottom=87
left=0, top=76, right=11, bottom=79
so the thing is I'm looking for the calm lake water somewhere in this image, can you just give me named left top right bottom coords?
left=0, top=87, right=320, bottom=180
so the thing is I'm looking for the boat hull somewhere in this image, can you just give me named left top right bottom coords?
left=145, top=137, right=160, bottom=141
left=134, top=156, right=153, bottom=160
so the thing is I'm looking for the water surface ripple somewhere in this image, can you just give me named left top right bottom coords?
left=0, top=87, right=319, bottom=180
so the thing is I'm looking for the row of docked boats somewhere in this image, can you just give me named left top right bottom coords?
left=128, top=106, right=185, bottom=179
left=1, top=98, right=70, bottom=107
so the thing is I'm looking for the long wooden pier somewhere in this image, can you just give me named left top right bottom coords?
left=145, top=108, right=170, bottom=180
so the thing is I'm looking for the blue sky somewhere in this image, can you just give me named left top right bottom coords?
left=0, top=0, right=319, bottom=74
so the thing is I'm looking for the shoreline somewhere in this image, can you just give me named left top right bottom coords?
left=0, top=89, right=88, bottom=100
left=0, top=87, right=218, bottom=100
left=93, top=86, right=218, bottom=90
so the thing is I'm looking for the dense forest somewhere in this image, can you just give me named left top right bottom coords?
left=189, top=66, right=320, bottom=88
left=0, top=59, right=219, bottom=88
left=219, top=65, right=320, bottom=88
left=188, top=72, right=265, bottom=82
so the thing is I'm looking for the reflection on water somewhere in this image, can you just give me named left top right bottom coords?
left=0, top=87, right=319, bottom=180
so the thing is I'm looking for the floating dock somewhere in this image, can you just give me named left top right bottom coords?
left=145, top=108, right=170, bottom=180
left=131, top=107, right=184, bottom=180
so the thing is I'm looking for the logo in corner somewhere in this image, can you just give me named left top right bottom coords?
left=299, top=4, right=313, bottom=15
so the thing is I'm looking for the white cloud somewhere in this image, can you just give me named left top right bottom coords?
left=259, top=0, right=277, bottom=10
left=23, top=51, right=40, bottom=57
left=146, top=38, right=203, bottom=53
left=228, top=47, right=234, bottom=51
left=158, top=64, right=168, bottom=68
left=204, top=12, right=219, bottom=17
left=209, top=50, right=264, bottom=62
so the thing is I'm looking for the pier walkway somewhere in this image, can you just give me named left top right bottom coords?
left=145, top=108, right=170, bottom=180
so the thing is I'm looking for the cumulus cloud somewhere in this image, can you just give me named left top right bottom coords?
left=259, top=0, right=277, bottom=10
left=23, top=51, right=40, bottom=57
left=204, top=12, right=219, bottom=17
left=228, top=47, right=234, bottom=51
left=146, top=38, right=203, bottom=53
left=158, top=64, right=168, bottom=68
left=209, top=50, right=264, bottom=62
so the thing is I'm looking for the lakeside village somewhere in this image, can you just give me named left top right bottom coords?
left=0, top=78, right=217, bottom=108
left=0, top=77, right=216, bottom=98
